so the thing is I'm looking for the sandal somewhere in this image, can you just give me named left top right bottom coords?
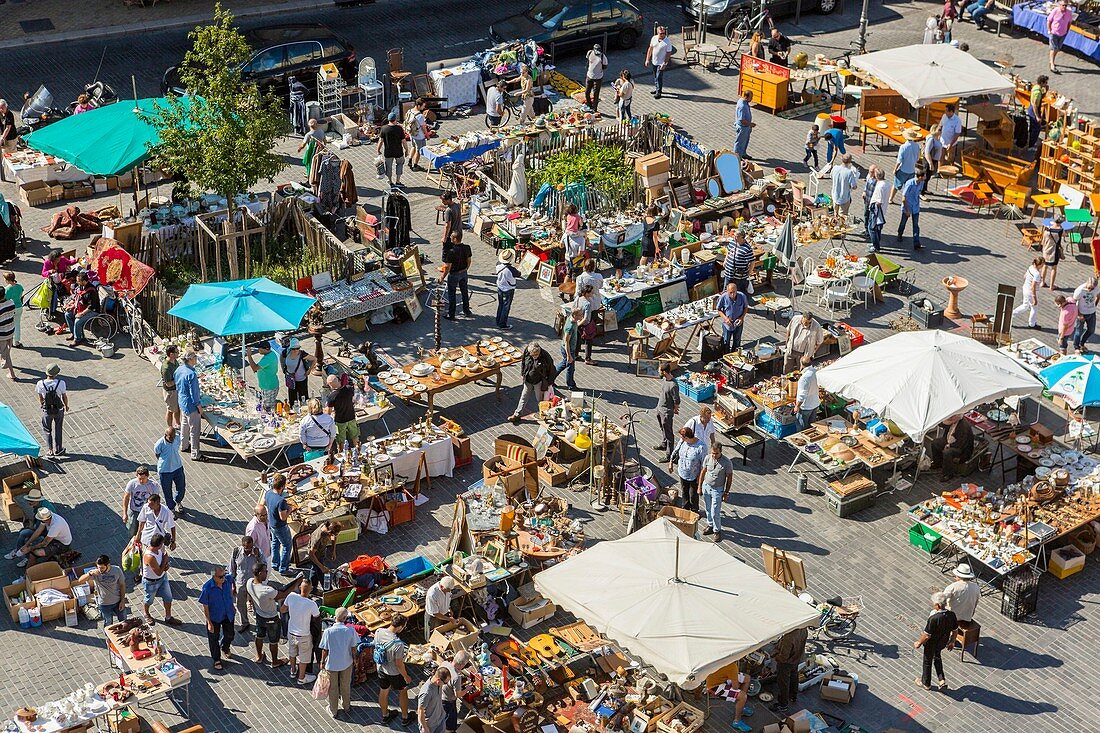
left=255, top=654, right=267, bottom=664
left=937, top=679, right=948, bottom=689
left=213, top=661, right=224, bottom=671
left=401, top=714, right=415, bottom=726
left=914, top=677, right=931, bottom=690
left=271, top=658, right=288, bottom=668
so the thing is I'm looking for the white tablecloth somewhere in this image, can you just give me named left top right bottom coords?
left=430, top=65, right=481, bottom=109
left=4, top=158, right=90, bottom=185
left=388, top=435, right=456, bottom=480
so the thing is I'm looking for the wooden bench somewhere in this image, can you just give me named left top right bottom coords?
left=984, top=10, right=1012, bottom=36
left=961, top=146, right=1035, bottom=194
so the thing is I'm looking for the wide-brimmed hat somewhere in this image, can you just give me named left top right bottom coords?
left=46, top=363, right=61, bottom=376
left=498, top=249, right=515, bottom=263
left=903, top=128, right=923, bottom=141
left=26, top=487, right=44, bottom=502
left=36, top=507, right=53, bottom=522
left=953, top=563, right=976, bottom=580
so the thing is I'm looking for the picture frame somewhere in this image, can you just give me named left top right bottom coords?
left=373, top=463, right=395, bottom=484
left=518, top=252, right=541, bottom=279
left=748, top=198, right=765, bottom=217
left=484, top=540, right=506, bottom=567
left=658, top=280, right=690, bottom=311
left=399, top=246, right=426, bottom=289
left=838, top=331, right=852, bottom=356
left=629, top=717, right=648, bottom=733
left=536, top=262, right=555, bottom=287
left=405, top=294, right=423, bottom=321
left=636, top=358, right=662, bottom=378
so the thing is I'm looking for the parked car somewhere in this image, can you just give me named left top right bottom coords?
left=490, top=0, right=645, bottom=54
left=162, top=23, right=356, bottom=100
left=682, top=0, right=837, bottom=35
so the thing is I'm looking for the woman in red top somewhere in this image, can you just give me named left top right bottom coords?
left=64, top=271, right=99, bottom=346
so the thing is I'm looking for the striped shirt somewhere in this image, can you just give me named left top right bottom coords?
left=723, top=240, right=754, bottom=280
left=0, top=298, right=14, bottom=340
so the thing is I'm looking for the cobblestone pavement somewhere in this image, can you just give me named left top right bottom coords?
left=1, top=2, right=1099, bottom=732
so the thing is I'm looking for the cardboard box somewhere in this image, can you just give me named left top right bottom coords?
left=2, top=495, right=21, bottom=522
left=25, top=561, right=66, bottom=595
left=654, top=702, right=704, bottom=733
left=37, top=587, right=77, bottom=623
left=20, top=179, right=63, bottom=207
left=429, top=618, right=480, bottom=652
left=819, top=673, right=856, bottom=703
left=639, top=170, right=670, bottom=188
left=633, top=697, right=675, bottom=733
left=328, top=112, right=360, bottom=136
left=508, top=583, right=556, bottom=629
left=3, top=469, right=40, bottom=499
left=1050, top=545, right=1086, bottom=579
left=785, top=713, right=812, bottom=733
left=657, top=506, right=699, bottom=537
left=537, top=459, right=568, bottom=487
left=109, top=705, right=142, bottom=733
left=483, top=455, right=526, bottom=498
left=5, top=582, right=34, bottom=623
left=635, top=152, right=670, bottom=177
left=761, top=725, right=793, bottom=733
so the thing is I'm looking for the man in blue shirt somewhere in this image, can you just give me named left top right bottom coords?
left=174, top=351, right=204, bottom=462
left=198, top=567, right=235, bottom=670
left=320, top=607, right=361, bottom=719
left=898, top=177, right=923, bottom=250
left=264, top=474, right=293, bottom=574
left=822, top=120, right=846, bottom=165
left=153, top=426, right=186, bottom=514
left=734, top=91, right=755, bottom=159
left=716, top=281, right=748, bottom=352
left=891, top=129, right=922, bottom=204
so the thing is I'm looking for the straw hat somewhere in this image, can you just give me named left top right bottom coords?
left=35, top=507, right=53, bottom=522
left=903, top=128, right=922, bottom=141
left=26, top=487, right=44, bottom=502
left=953, top=563, right=976, bottom=580
left=46, top=363, right=61, bottom=377
left=498, top=249, right=515, bottom=264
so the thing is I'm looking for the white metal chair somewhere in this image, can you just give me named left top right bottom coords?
left=358, top=57, right=385, bottom=108
left=824, top=278, right=852, bottom=317
left=850, top=265, right=880, bottom=309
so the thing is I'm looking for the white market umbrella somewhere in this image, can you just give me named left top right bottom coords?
left=850, top=44, right=1014, bottom=107
left=816, top=330, right=1042, bottom=440
left=507, top=144, right=527, bottom=206
left=534, top=518, right=818, bottom=688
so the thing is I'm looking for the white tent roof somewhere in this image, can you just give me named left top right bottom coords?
left=533, top=518, right=818, bottom=688
left=850, top=44, right=1014, bottom=107
left=815, top=330, right=1042, bottom=440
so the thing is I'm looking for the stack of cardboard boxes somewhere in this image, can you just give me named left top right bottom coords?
left=2, top=469, right=39, bottom=522
left=5, top=561, right=77, bottom=624
left=636, top=152, right=671, bottom=204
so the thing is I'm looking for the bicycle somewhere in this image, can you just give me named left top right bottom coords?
left=724, top=2, right=776, bottom=44
left=438, top=159, right=486, bottom=202
left=485, top=92, right=522, bottom=130
left=801, top=593, right=862, bottom=640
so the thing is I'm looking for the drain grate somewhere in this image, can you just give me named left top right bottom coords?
left=20, top=18, right=56, bottom=33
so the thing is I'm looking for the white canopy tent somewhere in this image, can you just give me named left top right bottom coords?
left=850, top=44, right=1014, bottom=107
left=533, top=518, right=818, bottom=688
left=815, top=330, right=1043, bottom=441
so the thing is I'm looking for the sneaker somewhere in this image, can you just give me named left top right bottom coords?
left=163, top=616, right=183, bottom=626
left=499, top=324, right=513, bottom=330
left=16, top=557, right=28, bottom=568
left=55, top=448, right=66, bottom=456
left=302, top=673, right=317, bottom=684
left=768, top=703, right=789, bottom=715
left=382, top=711, right=398, bottom=723
left=702, top=527, right=715, bottom=536
left=731, top=722, right=752, bottom=732
left=3, top=549, right=18, bottom=560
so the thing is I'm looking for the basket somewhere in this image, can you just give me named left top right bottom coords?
left=624, top=475, right=659, bottom=501
left=1072, top=527, right=1096, bottom=555
left=908, top=523, right=941, bottom=553
left=676, top=377, right=716, bottom=402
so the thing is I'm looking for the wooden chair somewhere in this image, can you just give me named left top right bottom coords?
left=954, top=620, right=981, bottom=661
left=387, top=48, right=413, bottom=98
left=680, top=26, right=699, bottom=65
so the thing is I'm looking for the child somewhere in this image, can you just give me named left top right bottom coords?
left=803, top=124, right=820, bottom=169
left=1055, top=294, right=1078, bottom=354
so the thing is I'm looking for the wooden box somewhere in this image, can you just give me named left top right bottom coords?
left=654, top=702, right=705, bottom=733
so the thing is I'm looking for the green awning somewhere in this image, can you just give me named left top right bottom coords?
left=23, top=97, right=195, bottom=177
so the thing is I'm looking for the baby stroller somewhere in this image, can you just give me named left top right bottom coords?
left=0, top=197, right=24, bottom=262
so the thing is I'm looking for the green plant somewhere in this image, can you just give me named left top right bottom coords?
left=527, top=143, right=633, bottom=200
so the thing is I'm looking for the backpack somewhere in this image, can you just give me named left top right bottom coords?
left=404, top=109, right=420, bottom=136
left=373, top=636, right=405, bottom=666
left=43, top=382, right=63, bottom=415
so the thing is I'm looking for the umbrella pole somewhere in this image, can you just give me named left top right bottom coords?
left=674, top=535, right=680, bottom=581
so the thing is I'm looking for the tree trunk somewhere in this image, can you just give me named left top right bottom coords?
left=223, top=197, right=239, bottom=281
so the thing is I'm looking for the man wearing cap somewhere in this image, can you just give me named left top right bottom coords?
left=17, top=507, right=72, bottom=568
left=914, top=592, right=956, bottom=690
left=495, top=249, right=519, bottom=330
left=35, top=363, right=69, bottom=458
left=245, top=341, right=280, bottom=410
left=282, top=338, right=315, bottom=406
left=423, top=575, right=456, bottom=642
left=943, top=564, right=980, bottom=627
left=378, top=111, right=407, bottom=186
left=160, top=344, right=181, bottom=429
left=585, top=44, right=609, bottom=113
left=890, top=129, right=922, bottom=205
left=122, top=466, right=162, bottom=537
left=175, top=350, right=205, bottom=461
left=75, top=554, right=129, bottom=626
left=5, top=487, right=55, bottom=560
left=485, top=82, right=507, bottom=128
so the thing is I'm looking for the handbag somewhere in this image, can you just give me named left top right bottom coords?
left=580, top=320, right=598, bottom=340
left=311, top=669, right=331, bottom=699
left=30, top=281, right=52, bottom=310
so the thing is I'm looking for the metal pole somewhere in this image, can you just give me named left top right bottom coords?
left=857, top=0, right=870, bottom=54
left=674, top=535, right=680, bottom=580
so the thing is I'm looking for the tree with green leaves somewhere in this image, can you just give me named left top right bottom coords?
left=143, top=2, right=287, bottom=280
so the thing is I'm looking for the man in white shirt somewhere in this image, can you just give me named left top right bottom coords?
left=281, top=578, right=320, bottom=685
left=584, top=44, right=609, bottom=113
left=423, top=575, right=456, bottom=642
left=18, top=508, right=72, bottom=568
left=684, top=407, right=718, bottom=447
left=136, top=493, right=176, bottom=549
left=942, top=564, right=980, bottom=625
left=794, top=355, right=821, bottom=430
left=830, top=155, right=860, bottom=216
left=1074, top=276, right=1099, bottom=351
left=485, top=82, right=506, bottom=128
left=938, top=103, right=963, bottom=163
left=644, top=26, right=674, bottom=99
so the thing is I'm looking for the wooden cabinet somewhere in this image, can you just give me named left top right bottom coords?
left=739, top=69, right=788, bottom=113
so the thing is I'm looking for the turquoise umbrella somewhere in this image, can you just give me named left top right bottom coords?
left=168, top=277, right=315, bottom=336
left=22, top=97, right=196, bottom=177
left=1039, top=354, right=1100, bottom=408
left=0, top=402, right=40, bottom=457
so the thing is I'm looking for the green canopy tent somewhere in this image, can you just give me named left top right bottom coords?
left=22, top=97, right=195, bottom=177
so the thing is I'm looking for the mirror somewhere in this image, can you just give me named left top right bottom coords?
left=714, top=152, right=745, bottom=196
left=707, top=178, right=722, bottom=198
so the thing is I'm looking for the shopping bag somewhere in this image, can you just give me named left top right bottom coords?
left=30, top=281, right=52, bottom=310
left=311, top=670, right=330, bottom=700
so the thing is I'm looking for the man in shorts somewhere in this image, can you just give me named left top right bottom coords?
left=245, top=563, right=294, bottom=668
left=325, top=374, right=359, bottom=448
left=375, top=613, right=413, bottom=724
left=281, top=577, right=320, bottom=685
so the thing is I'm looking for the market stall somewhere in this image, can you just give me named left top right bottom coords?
left=535, top=518, right=818, bottom=688
left=1012, top=1, right=1100, bottom=62
left=849, top=45, right=1014, bottom=109
left=396, top=341, right=521, bottom=413
left=313, top=270, right=415, bottom=325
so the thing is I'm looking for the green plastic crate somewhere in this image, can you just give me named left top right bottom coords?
left=638, top=292, right=663, bottom=317
left=908, top=523, right=941, bottom=553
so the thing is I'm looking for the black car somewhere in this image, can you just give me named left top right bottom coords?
left=490, top=0, right=645, bottom=53
left=682, top=0, right=837, bottom=35
left=162, top=23, right=356, bottom=99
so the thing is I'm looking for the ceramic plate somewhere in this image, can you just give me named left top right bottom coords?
left=230, top=431, right=254, bottom=444
left=1040, top=459, right=1054, bottom=467
left=875, top=115, right=887, bottom=121
left=491, top=336, right=503, bottom=343
left=384, top=377, right=399, bottom=385
left=252, top=437, right=276, bottom=450
left=876, top=123, right=888, bottom=129
left=399, top=389, right=415, bottom=397
left=1015, top=435, right=1032, bottom=444
left=413, top=383, right=426, bottom=392
left=1028, top=450, right=1042, bottom=459
left=378, top=371, right=393, bottom=379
